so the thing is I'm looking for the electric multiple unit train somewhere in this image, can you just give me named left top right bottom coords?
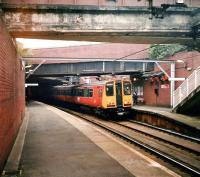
left=52, top=79, right=133, bottom=116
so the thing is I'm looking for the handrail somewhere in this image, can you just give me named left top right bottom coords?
left=173, top=67, right=200, bottom=108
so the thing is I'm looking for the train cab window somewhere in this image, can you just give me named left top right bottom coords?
left=106, top=82, right=114, bottom=96
left=124, top=81, right=131, bottom=95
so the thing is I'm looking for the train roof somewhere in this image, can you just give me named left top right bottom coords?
left=53, top=79, right=131, bottom=88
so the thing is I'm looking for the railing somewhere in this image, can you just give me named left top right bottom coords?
left=173, top=67, right=200, bottom=108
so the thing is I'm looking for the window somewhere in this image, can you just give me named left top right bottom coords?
left=106, top=82, right=114, bottom=96
left=124, top=81, right=131, bottom=95
left=83, top=89, right=88, bottom=97
left=133, top=85, right=143, bottom=96
left=78, top=89, right=83, bottom=97
left=88, top=89, right=93, bottom=97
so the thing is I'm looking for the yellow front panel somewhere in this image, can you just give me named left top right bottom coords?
left=122, top=80, right=133, bottom=107
left=102, top=81, right=116, bottom=109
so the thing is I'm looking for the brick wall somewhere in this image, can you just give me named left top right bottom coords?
left=143, top=79, right=171, bottom=107
left=143, top=51, right=200, bottom=107
left=0, top=17, right=25, bottom=172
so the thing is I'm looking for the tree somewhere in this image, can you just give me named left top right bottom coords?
left=149, top=44, right=187, bottom=60
left=16, top=41, right=32, bottom=57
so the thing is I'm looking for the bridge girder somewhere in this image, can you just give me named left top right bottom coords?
left=24, top=60, right=154, bottom=78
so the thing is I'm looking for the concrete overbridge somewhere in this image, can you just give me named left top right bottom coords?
left=1, top=2, right=200, bottom=44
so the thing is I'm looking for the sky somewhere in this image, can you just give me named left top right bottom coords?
left=16, top=38, right=102, bottom=49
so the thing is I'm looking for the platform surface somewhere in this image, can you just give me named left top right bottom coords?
left=21, top=102, right=134, bottom=177
left=132, top=105, right=200, bottom=130
left=18, top=101, right=180, bottom=177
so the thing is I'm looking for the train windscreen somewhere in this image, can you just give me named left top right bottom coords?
left=106, top=82, right=114, bottom=96
left=123, top=81, right=131, bottom=95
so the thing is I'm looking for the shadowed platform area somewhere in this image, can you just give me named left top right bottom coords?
left=20, top=102, right=134, bottom=177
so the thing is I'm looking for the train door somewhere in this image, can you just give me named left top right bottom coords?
left=115, top=81, right=123, bottom=107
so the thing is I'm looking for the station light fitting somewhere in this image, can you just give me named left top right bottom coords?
left=25, top=83, right=39, bottom=87
left=25, top=65, right=32, bottom=69
left=176, top=59, right=184, bottom=63
left=176, top=0, right=184, bottom=4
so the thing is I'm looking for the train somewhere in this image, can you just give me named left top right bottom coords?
left=51, top=79, right=133, bottom=116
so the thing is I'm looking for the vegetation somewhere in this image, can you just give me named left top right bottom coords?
left=149, top=44, right=187, bottom=60
left=16, top=41, right=32, bottom=57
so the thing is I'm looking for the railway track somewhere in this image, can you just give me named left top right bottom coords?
left=114, top=120, right=200, bottom=155
left=128, top=120, right=200, bottom=143
left=58, top=107, right=200, bottom=176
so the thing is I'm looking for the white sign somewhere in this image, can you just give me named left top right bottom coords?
left=25, top=83, right=39, bottom=87
left=161, top=84, right=170, bottom=89
left=168, top=78, right=185, bottom=81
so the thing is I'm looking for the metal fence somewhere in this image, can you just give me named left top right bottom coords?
left=173, top=67, right=200, bottom=108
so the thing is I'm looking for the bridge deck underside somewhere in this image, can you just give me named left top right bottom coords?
left=1, top=4, right=200, bottom=44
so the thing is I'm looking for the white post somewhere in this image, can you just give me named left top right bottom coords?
left=179, top=87, right=182, bottom=103
left=173, top=92, right=175, bottom=108
left=170, top=63, right=175, bottom=107
left=143, top=63, right=146, bottom=72
left=102, top=61, right=105, bottom=72
left=194, top=70, right=197, bottom=89
left=186, top=78, right=189, bottom=96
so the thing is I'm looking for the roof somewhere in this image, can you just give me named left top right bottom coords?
left=30, top=43, right=150, bottom=64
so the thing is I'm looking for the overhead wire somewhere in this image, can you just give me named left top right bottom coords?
left=114, top=39, right=180, bottom=61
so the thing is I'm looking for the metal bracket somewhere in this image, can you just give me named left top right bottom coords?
left=149, top=2, right=187, bottom=19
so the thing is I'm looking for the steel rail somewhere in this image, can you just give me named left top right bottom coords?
left=112, top=121, right=200, bottom=155
left=58, top=107, right=200, bottom=176
left=128, top=120, right=200, bottom=143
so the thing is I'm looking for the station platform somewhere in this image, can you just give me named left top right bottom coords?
left=132, top=105, right=200, bottom=131
left=4, top=101, right=180, bottom=177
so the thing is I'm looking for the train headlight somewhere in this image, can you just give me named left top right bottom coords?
left=107, top=101, right=115, bottom=107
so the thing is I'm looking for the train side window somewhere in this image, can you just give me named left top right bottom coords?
left=72, top=89, right=75, bottom=96
left=77, top=89, right=81, bottom=96
left=83, top=89, right=88, bottom=97
left=75, top=89, right=78, bottom=96
left=76, top=89, right=79, bottom=96
left=106, top=82, right=114, bottom=96
left=124, top=81, right=131, bottom=95
left=88, top=89, right=93, bottom=97
left=79, top=89, right=83, bottom=97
